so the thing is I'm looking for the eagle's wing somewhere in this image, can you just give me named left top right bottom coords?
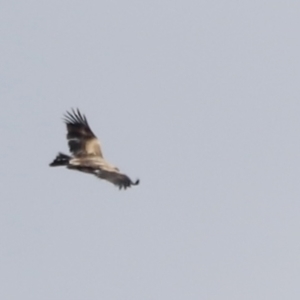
left=63, top=109, right=103, bottom=158
left=69, top=156, right=139, bottom=189
left=96, top=169, right=140, bottom=190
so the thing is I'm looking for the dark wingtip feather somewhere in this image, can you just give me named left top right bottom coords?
left=133, top=179, right=140, bottom=185
left=117, top=178, right=140, bottom=190
left=63, top=108, right=88, bottom=126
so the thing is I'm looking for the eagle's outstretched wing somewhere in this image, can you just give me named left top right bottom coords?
left=63, top=109, right=103, bottom=158
left=69, top=156, right=140, bottom=189
left=95, top=169, right=140, bottom=190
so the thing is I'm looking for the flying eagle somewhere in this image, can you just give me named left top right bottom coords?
left=49, top=109, right=139, bottom=190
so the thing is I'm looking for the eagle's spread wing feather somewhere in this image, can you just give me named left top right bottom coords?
left=63, top=109, right=103, bottom=157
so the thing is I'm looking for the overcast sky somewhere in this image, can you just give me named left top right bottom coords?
left=1, top=1, right=300, bottom=299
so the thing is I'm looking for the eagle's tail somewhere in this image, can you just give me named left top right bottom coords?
left=49, top=153, right=71, bottom=167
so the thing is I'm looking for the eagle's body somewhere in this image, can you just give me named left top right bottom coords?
left=49, top=109, right=139, bottom=190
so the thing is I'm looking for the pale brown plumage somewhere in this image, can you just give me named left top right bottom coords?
left=49, top=109, right=139, bottom=190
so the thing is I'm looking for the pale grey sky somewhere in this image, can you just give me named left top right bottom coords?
left=1, top=1, right=300, bottom=299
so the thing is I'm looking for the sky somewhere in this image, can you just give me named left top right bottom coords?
left=1, top=1, right=300, bottom=299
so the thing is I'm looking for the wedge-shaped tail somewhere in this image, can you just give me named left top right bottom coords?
left=49, top=153, right=71, bottom=167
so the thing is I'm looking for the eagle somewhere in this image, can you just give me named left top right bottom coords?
left=49, top=109, right=139, bottom=190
